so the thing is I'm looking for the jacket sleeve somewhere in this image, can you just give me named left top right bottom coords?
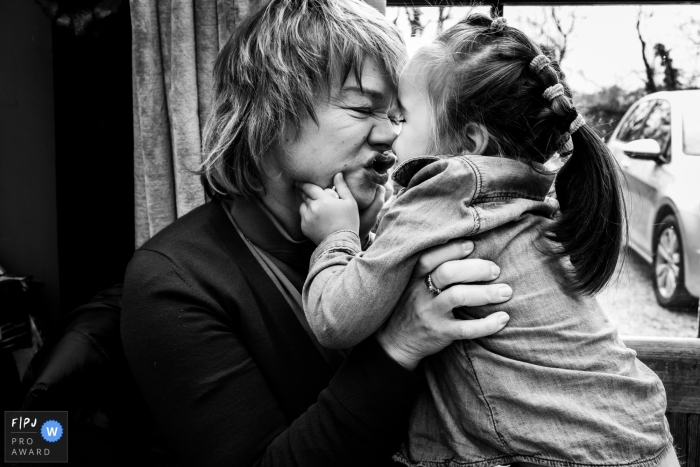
left=302, top=158, right=480, bottom=349
left=121, top=249, right=420, bottom=467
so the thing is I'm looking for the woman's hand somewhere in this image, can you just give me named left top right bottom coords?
left=376, top=239, right=513, bottom=370
left=297, top=173, right=386, bottom=245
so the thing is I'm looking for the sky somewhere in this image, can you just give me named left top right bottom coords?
left=386, top=4, right=700, bottom=95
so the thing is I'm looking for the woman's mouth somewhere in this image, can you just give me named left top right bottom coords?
left=364, top=152, right=397, bottom=185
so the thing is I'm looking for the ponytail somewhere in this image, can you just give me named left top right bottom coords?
left=420, top=15, right=627, bottom=295
left=528, top=53, right=627, bottom=295
left=548, top=124, right=627, bottom=295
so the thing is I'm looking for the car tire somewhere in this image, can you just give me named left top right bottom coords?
left=652, top=214, right=699, bottom=309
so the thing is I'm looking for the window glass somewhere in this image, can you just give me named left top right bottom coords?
left=616, top=100, right=655, bottom=142
left=385, top=4, right=700, bottom=337
left=640, top=100, right=671, bottom=151
left=682, top=97, right=700, bottom=156
left=386, top=6, right=492, bottom=56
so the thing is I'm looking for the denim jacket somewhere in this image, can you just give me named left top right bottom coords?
left=303, top=155, right=671, bottom=466
left=303, top=155, right=559, bottom=349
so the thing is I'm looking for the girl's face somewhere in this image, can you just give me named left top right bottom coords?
left=392, top=58, right=434, bottom=164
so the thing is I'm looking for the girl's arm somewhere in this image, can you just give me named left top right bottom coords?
left=300, top=159, right=487, bottom=349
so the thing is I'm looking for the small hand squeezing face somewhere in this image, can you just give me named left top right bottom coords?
left=297, top=173, right=387, bottom=245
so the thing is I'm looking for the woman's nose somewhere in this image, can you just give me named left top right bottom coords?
left=368, top=116, right=400, bottom=152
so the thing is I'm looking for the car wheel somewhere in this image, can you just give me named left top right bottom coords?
left=652, top=214, right=698, bottom=309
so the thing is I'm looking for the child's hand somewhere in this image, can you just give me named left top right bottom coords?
left=358, top=184, right=387, bottom=241
left=297, top=173, right=360, bottom=245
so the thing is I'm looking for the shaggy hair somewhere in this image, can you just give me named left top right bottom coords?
left=199, top=0, right=406, bottom=199
left=410, top=14, right=627, bottom=296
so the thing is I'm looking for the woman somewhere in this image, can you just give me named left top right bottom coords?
left=121, top=0, right=512, bottom=465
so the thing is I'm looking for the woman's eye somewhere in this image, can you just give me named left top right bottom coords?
left=348, top=106, right=403, bottom=125
left=350, top=107, right=373, bottom=115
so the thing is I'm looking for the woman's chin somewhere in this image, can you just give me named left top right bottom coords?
left=345, top=172, right=387, bottom=209
left=350, top=186, right=379, bottom=210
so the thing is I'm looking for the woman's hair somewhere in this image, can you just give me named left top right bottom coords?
left=413, top=14, right=626, bottom=296
left=199, top=0, right=405, bottom=199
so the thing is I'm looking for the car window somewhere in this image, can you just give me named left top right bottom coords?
left=616, top=100, right=655, bottom=143
left=641, top=100, right=672, bottom=153
left=682, top=100, right=700, bottom=156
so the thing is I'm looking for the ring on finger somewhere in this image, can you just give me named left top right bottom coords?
left=425, top=274, right=442, bottom=295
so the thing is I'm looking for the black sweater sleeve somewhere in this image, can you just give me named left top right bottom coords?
left=121, top=249, right=420, bottom=467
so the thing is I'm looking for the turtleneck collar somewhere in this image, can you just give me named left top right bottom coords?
left=225, top=196, right=317, bottom=279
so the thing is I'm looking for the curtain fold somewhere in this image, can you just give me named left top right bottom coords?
left=130, top=0, right=255, bottom=247
left=130, top=0, right=386, bottom=247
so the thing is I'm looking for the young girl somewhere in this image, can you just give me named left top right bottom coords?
left=298, top=14, right=676, bottom=467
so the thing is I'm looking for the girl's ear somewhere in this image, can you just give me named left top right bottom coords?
left=465, top=122, right=490, bottom=155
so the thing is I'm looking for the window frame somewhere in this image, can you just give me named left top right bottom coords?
left=386, top=1, right=698, bottom=15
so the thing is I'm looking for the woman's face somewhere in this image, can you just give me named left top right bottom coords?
left=269, top=59, right=402, bottom=210
left=392, top=57, right=433, bottom=164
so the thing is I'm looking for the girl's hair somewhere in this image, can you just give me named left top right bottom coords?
left=413, top=14, right=626, bottom=295
left=199, top=0, right=405, bottom=199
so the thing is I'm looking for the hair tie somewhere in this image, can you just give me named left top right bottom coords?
left=569, top=113, right=586, bottom=134
left=542, top=83, right=565, bottom=101
left=558, top=114, right=585, bottom=155
left=529, top=54, right=550, bottom=74
left=490, top=17, right=507, bottom=32
left=559, top=133, right=574, bottom=155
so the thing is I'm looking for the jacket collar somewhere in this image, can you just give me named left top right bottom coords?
left=392, top=155, right=555, bottom=201
left=392, top=156, right=442, bottom=188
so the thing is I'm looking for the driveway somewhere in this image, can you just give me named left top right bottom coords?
left=597, top=248, right=699, bottom=338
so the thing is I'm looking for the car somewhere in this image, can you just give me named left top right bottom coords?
left=607, top=90, right=700, bottom=309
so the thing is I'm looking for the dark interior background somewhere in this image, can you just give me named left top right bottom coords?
left=0, top=0, right=134, bottom=335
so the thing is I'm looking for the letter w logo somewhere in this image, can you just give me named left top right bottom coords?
left=46, top=427, right=58, bottom=436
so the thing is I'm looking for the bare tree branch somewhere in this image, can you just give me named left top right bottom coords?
left=461, top=5, right=476, bottom=21
left=681, top=18, right=700, bottom=47
left=549, top=8, right=575, bottom=63
left=437, top=6, right=452, bottom=35
left=636, top=8, right=657, bottom=93
left=522, top=7, right=576, bottom=64
left=405, top=7, right=429, bottom=37
left=391, top=8, right=400, bottom=27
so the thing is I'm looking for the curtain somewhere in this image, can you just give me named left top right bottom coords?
left=130, top=0, right=257, bottom=247
left=130, top=0, right=386, bottom=247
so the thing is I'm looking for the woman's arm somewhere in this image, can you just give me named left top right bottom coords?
left=301, top=163, right=497, bottom=349
left=122, top=249, right=420, bottom=467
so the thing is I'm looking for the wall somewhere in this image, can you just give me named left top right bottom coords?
left=52, top=3, right=134, bottom=317
left=0, top=1, right=135, bottom=330
left=0, top=0, right=60, bottom=328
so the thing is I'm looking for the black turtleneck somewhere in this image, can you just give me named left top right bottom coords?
left=121, top=199, right=421, bottom=467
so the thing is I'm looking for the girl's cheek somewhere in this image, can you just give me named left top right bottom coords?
left=394, top=138, right=409, bottom=163
left=399, top=126, right=419, bottom=158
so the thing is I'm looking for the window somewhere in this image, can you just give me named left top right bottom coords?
left=385, top=2, right=700, bottom=337
left=616, top=100, right=655, bottom=143
left=682, top=97, right=700, bottom=156
left=640, top=100, right=672, bottom=154
left=386, top=6, right=491, bottom=56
